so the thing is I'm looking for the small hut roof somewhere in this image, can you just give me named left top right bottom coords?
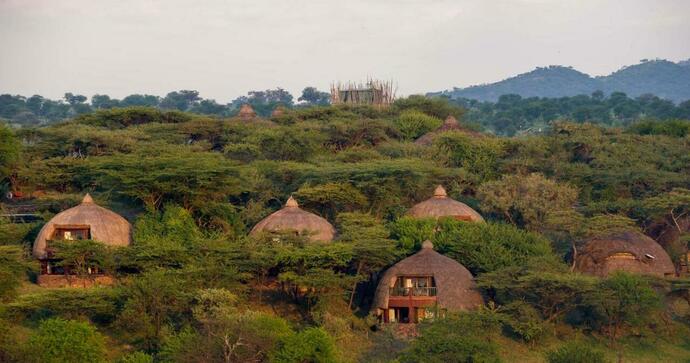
left=407, top=185, right=484, bottom=222
left=33, top=194, right=132, bottom=259
left=415, top=115, right=483, bottom=146
left=574, top=231, right=675, bottom=277
left=249, top=196, right=336, bottom=242
left=371, top=241, right=483, bottom=312
left=238, top=104, right=256, bottom=119
left=271, top=105, right=286, bottom=117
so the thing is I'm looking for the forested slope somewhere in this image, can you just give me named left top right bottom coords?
left=1, top=98, right=690, bottom=362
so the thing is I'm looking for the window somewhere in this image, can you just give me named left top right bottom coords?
left=52, top=225, right=90, bottom=240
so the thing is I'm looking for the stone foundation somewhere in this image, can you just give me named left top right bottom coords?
left=37, top=274, right=115, bottom=288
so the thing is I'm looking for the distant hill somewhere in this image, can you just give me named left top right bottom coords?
left=432, top=59, right=690, bottom=103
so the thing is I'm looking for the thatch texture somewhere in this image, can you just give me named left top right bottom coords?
left=371, top=241, right=483, bottom=313
left=407, top=185, right=484, bottom=222
left=271, top=105, right=286, bottom=117
left=238, top=103, right=256, bottom=120
left=249, top=196, right=336, bottom=242
left=574, top=231, right=675, bottom=277
left=414, top=115, right=483, bottom=146
left=33, top=194, right=132, bottom=259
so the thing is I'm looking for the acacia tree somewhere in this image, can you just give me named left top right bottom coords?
left=52, top=240, right=111, bottom=286
left=587, top=272, right=660, bottom=341
left=93, top=147, right=242, bottom=210
left=478, top=173, right=578, bottom=231
left=190, top=288, right=292, bottom=363
left=336, top=212, right=398, bottom=308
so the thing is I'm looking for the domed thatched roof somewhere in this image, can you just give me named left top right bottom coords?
left=574, top=231, right=675, bottom=277
left=414, top=115, right=483, bottom=146
left=371, top=241, right=483, bottom=312
left=33, top=194, right=132, bottom=259
left=271, top=105, right=286, bottom=117
left=238, top=104, right=256, bottom=120
left=407, top=185, right=484, bottom=222
left=249, top=196, right=336, bottom=242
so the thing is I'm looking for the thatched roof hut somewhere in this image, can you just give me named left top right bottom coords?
left=249, top=196, right=336, bottom=242
left=33, top=194, right=132, bottom=259
left=415, top=115, right=483, bottom=146
left=407, top=185, right=484, bottom=222
left=238, top=103, right=256, bottom=120
left=371, top=241, right=483, bottom=317
left=574, top=231, right=675, bottom=277
left=271, top=105, right=286, bottom=118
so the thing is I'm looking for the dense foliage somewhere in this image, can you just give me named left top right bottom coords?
left=1, top=96, right=689, bottom=362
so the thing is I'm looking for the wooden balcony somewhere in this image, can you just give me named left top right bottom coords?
left=388, top=287, right=437, bottom=308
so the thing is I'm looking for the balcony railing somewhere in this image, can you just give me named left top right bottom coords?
left=389, top=287, right=437, bottom=297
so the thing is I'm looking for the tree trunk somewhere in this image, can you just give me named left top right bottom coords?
left=349, top=261, right=363, bottom=309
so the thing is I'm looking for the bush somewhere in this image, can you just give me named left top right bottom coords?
left=393, top=110, right=442, bottom=140
left=398, top=311, right=502, bottom=363
left=116, top=351, right=154, bottom=363
left=271, top=327, right=338, bottom=363
left=27, top=318, right=107, bottom=363
left=390, top=218, right=555, bottom=274
left=546, top=341, right=607, bottom=363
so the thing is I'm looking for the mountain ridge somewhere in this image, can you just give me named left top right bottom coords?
left=431, top=59, right=690, bottom=103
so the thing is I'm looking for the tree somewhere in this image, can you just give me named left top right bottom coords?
left=120, top=94, right=160, bottom=107
left=160, top=90, right=201, bottom=111
left=271, top=327, right=338, bottom=363
left=393, top=110, right=442, bottom=140
left=27, top=318, right=107, bottom=363
left=391, top=218, right=555, bottom=274
left=64, top=92, right=87, bottom=106
left=336, top=212, right=398, bottom=308
left=91, top=94, right=119, bottom=109
left=52, top=240, right=112, bottom=284
left=0, top=246, right=26, bottom=302
left=295, top=183, right=368, bottom=221
left=116, top=270, right=193, bottom=351
left=478, top=173, right=578, bottom=231
left=586, top=272, right=660, bottom=340
left=398, top=311, right=502, bottom=363
left=188, top=288, right=293, bottom=363
left=0, top=124, right=20, bottom=182
left=476, top=259, right=596, bottom=323
left=298, top=87, right=330, bottom=106
left=93, top=146, right=242, bottom=210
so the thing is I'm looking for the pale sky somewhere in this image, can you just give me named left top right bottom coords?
left=1, top=0, right=689, bottom=102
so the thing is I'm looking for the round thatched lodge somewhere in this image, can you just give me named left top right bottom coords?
left=371, top=241, right=483, bottom=324
left=250, top=196, right=336, bottom=242
left=574, top=231, right=675, bottom=277
left=407, top=185, right=484, bottom=222
left=33, top=194, right=132, bottom=287
left=238, top=103, right=257, bottom=120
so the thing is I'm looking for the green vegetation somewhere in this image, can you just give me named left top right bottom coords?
left=1, top=96, right=689, bottom=362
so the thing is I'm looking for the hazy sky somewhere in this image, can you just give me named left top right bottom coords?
left=1, top=0, right=689, bottom=102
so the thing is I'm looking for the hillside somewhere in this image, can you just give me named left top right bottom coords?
left=433, top=59, right=690, bottom=103
left=1, top=101, right=690, bottom=362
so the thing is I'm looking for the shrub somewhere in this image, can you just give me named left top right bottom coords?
left=398, top=311, right=502, bottom=363
left=546, top=341, right=607, bottom=363
left=27, top=318, right=107, bottom=363
left=391, top=218, right=556, bottom=274
left=116, top=351, right=154, bottom=363
left=393, top=110, right=442, bottom=140
left=271, top=327, right=338, bottom=363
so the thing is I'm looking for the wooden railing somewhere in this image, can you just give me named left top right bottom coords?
left=389, top=287, right=437, bottom=297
